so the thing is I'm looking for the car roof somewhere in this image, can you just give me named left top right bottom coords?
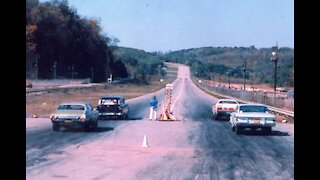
left=238, top=103, right=267, bottom=107
left=218, top=99, right=238, bottom=102
left=100, top=95, right=125, bottom=99
left=59, top=102, right=90, bottom=105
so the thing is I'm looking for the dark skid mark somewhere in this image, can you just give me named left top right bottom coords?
left=52, top=174, right=68, bottom=178
left=98, top=117, right=143, bottom=121
left=26, top=157, right=48, bottom=167
left=239, top=129, right=289, bottom=136
left=58, top=127, right=114, bottom=133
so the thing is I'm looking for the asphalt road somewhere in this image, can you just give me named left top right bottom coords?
left=26, top=64, right=294, bottom=180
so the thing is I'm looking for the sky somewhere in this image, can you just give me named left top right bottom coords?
left=39, top=0, right=294, bottom=52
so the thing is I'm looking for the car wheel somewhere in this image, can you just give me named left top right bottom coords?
left=235, top=126, right=242, bottom=135
left=262, top=127, right=272, bottom=135
left=213, top=114, right=219, bottom=120
left=52, top=123, right=60, bottom=131
left=92, top=120, right=98, bottom=129
left=231, top=126, right=235, bottom=131
left=84, top=124, right=91, bottom=132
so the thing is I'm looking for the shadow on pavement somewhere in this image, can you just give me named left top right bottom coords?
left=99, top=116, right=143, bottom=121
left=60, top=127, right=114, bottom=133
left=240, top=129, right=290, bottom=136
left=213, top=116, right=230, bottom=121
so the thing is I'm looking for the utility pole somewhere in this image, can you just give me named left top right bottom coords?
left=271, top=42, right=279, bottom=94
left=228, top=71, right=231, bottom=89
left=242, top=57, right=247, bottom=90
left=35, top=58, right=38, bottom=80
left=91, top=67, right=94, bottom=82
left=71, top=64, right=74, bottom=79
left=53, top=61, right=57, bottom=79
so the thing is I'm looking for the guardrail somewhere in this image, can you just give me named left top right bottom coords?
left=192, top=77, right=294, bottom=118
left=26, top=84, right=106, bottom=96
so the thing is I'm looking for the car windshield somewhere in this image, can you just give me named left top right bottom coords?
left=219, top=100, right=237, bottom=104
left=58, top=105, right=85, bottom=110
left=100, top=98, right=119, bottom=105
left=239, top=105, right=268, bottom=112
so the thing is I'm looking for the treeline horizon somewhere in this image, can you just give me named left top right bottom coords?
left=26, top=0, right=293, bottom=87
left=26, top=0, right=128, bottom=82
left=162, top=46, right=294, bottom=87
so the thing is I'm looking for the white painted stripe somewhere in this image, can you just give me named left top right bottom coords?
left=170, top=76, right=184, bottom=112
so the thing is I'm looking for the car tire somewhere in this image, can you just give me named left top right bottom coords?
left=84, top=123, right=91, bottom=132
left=52, top=123, right=60, bottom=131
left=231, top=126, right=235, bottom=131
left=235, top=126, right=242, bottom=135
left=262, top=127, right=272, bottom=135
left=93, top=120, right=98, bottom=129
left=213, top=114, right=219, bottom=120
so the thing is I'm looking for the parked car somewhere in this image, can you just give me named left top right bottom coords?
left=96, top=95, right=129, bottom=120
left=212, top=99, right=239, bottom=120
left=50, top=102, right=99, bottom=131
left=26, top=81, right=32, bottom=88
left=229, top=104, right=276, bottom=135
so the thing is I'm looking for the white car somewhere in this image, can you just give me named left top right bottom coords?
left=212, top=99, right=239, bottom=120
left=229, top=104, right=276, bottom=135
left=50, top=102, right=99, bottom=131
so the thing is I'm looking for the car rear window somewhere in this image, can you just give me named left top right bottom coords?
left=239, top=105, right=268, bottom=112
left=219, top=101, right=237, bottom=104
left=100, top=98, right=119, bottom=105
left=58, top=105, right=85, bottom=110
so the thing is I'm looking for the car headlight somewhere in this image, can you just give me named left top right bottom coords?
left=262, top=117, right=275, bottom=121
left=237, top=119, right=248, bottom=123
left=50, top=115, right=59, bottom=120
left=238, top=117, right=251, bottom=120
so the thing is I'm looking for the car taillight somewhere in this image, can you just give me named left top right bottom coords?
left=50, top=115, right=58, bottom=120
left=217, top=106, right=222, bottom=110
left=79, top=114, right=86, bottom=121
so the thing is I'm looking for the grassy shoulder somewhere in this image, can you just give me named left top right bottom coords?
left=26, top=74, right=177, bottom=117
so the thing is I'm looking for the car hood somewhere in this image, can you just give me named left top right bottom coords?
left=51, top=110, right=85, bottom=117
left=234, top=112, right=275, bottom=118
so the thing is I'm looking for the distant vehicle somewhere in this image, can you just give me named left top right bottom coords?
left=26, top=81, right=32, bottom=88
left=212, top=99, right=239, bottom=120
left=50, top=102, right=99, bottom=131
left=287, top=89, right=294, bottom=98
left=96, top=95, right=129, bottom=120
left=229, top=104, right=276, bottom=135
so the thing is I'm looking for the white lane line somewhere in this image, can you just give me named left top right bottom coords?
left=170, top=69, right=185, bottom=112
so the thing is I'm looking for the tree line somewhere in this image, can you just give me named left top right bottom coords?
left=26, top=0, right=293, bottom=87
left=163, top=46, right=294, bottom=87
left=110, top=46, right=165, bottom=84
left=26, top=0, right=127, bottom=82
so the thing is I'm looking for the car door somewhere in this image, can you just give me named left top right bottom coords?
left=87, top=104, right=98, bottom=120
left=91, top=104, right=99, bottom=120
left=122, top=99, right=129, bottom=115
left=230, top=106, right=239, bottom=126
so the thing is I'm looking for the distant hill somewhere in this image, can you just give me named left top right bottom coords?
left=110, top=46, right=165, bottom=83
left=163, top=46, right=294, bottom=87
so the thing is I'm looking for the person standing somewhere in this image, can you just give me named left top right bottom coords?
left=149, top=95, right=158, bottom=120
